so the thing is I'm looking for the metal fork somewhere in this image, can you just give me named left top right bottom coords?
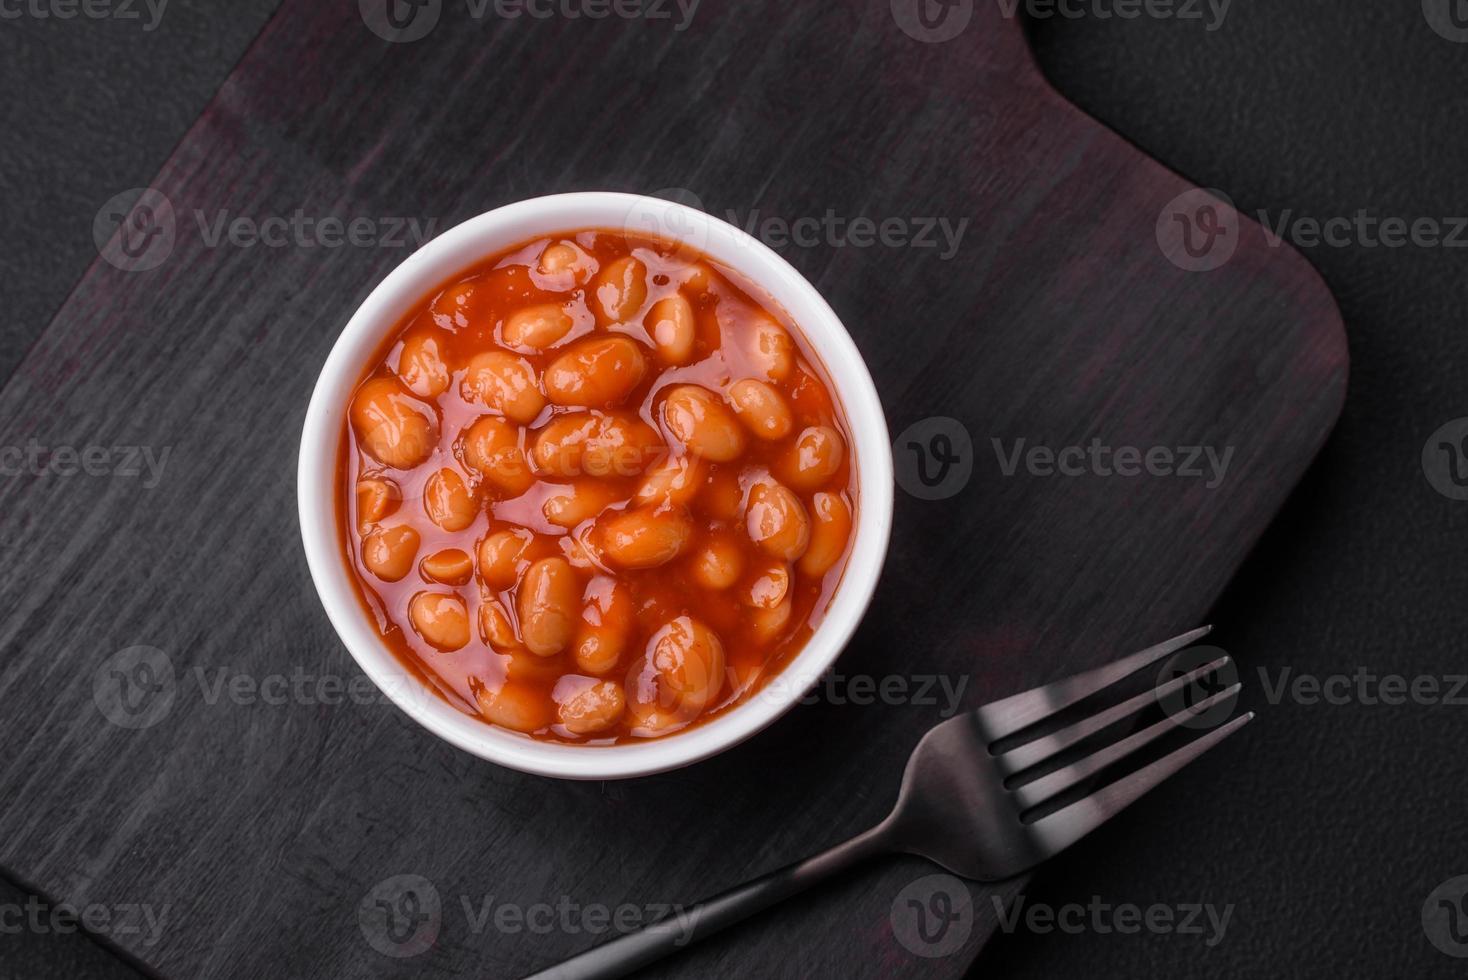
left=527, top=625, right=1250, bottom=980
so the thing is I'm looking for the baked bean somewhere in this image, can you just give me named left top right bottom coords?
left=538, top=240, right=595, bottom=284
left=503, top=303, right=575, bottom=350
left=574, top=631, right=622, bottom=675
left=727, top=379, right=793, bottom=440
left=680, top=262, right=715, bottom=296
left=749, top=596, right=792, bottom=642
left=539, top=241, right=577, bottom=273
left=362, top=525, right=420, bottom=582
left=582, top=414, right=662, bottom=477
left=477, top=528, right=532, bottom=590
left=351, top=377, right=439, bottom=470
left=557, top=679, right=627, bottom=735
left=461, top=351, right=545, bottom=424
left=531, top=414, right=597, bottom=478
left=517, top=557, right=578, bottom=656
left=591, top=255, right=648, bottom=323
left=431, top=281, right=478, bottom=329
left=475, top=682, right=552, bottom=734
left=645, top=294, right=696, bottom=366
left=689, top=532, right=744, bottom=590
left=600, top=506, right=693, bottom=569
left=574, top=577, right=634, bottom=675
left=421, top=548, right=474, bottom=585
left=355, top=477, right=401, bottom=533
left=460, top=415, right=533, bottom=494
left=543, top=336, right=647, bottom=408
left=784, top=364, right=837, bottom=419
left=633, top=452, right=705, bottom=508
left=745, top=314, right=795, bottom=382
left=745, top=479, right=810, bottom=561
left=542, top=480, right=619, bottom=529
left=663, top=385, right=746, bottom=462
left=799, top=492, right=852, bottom=577
left=532, top=412, right=661, bottom=478
left=783, top=425, right=846, bottom=491
left=396, top=332, right=451, bottom=398
left=743, top=560, right=791, bottom=609
left=700, top=467, right=744, bottom=521
left=409, top=591, right=470, bottom=651
left=423, top=467, right=478, bottom=531
left=478, top=596, right=520, bottom=650
left=626, top=616, right=727, bottom=734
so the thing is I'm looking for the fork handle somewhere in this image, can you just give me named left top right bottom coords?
left=522, top=822, right=892, bottom=980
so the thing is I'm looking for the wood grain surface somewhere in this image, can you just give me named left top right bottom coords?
left=0, top=0, right=1346, bottom=977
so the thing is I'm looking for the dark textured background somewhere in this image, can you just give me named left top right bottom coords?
left=0, top=1, right=1464, bottom=977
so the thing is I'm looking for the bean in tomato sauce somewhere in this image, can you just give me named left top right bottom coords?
left=339, top=230, right=856, bottom=743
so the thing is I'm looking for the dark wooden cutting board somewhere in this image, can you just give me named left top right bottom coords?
left=0, top=1, right=1346, bottom=977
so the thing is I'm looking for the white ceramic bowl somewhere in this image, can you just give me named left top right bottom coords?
left=298, top=192, right=893, bottom=779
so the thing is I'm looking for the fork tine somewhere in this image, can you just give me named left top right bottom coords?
left=975, top=625, right=1214, bottom=741
left=1030, top=711, right=1253, bottom=857
left=1012, top=684, right=1242, bottom=812
left=998, top=656, right=1230, bottom=774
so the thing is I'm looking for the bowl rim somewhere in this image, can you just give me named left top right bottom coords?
left=297, top=191, right=893, bottom=779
